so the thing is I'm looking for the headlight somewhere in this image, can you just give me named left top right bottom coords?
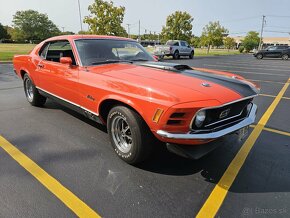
left=195, top=110, right=206, bottom=127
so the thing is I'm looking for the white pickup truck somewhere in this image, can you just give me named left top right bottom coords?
left=153, top=40, right=194, bottom=59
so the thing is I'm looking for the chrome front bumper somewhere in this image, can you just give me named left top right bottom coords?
left=156, top=104, right=257, bottom=140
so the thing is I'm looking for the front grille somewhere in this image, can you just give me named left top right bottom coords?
left=191, top=98, right=253, bottom=132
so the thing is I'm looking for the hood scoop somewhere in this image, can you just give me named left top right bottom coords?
left=137, top=61, right=192, bottom=71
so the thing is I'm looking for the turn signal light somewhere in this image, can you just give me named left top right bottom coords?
left=152, top=109, right=163, bottom=123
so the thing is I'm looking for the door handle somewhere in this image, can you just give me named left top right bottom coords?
left=37, top=64, right=44, bottom=68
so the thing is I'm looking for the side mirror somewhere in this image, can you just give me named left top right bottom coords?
left=188, top=45, right=191, bottom=48
left=60, top=57, right=72, bottom=65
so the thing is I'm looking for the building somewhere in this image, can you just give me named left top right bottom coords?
left=232, top=36, right=290, bottom=49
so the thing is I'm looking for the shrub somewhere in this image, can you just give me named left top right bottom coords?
left=238, top=46, right=244, bottom=53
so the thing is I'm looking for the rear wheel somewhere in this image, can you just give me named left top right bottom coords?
left=107, top=106, right=153, bottom=164
left=173, top=50, right=180, bottom=59
left=256, top=53, right=263, bottom=59
left=23, top=74, right=46, bottom=106
left=282, top=54, right=289, bottom=60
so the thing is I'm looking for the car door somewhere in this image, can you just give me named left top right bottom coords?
left=184, top=41, right=191, bottom=55
left=180, top=41, right=186, bottom=55
left=35, top=40, right=80, bottom=105
left=264, top=46, right=278, bottom=57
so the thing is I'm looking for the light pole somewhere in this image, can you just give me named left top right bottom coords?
left=258, top=15, right=266, bottom=50
left=77, top=0, right=83, bottom=32
left=127, top=24, right=131, bottom=38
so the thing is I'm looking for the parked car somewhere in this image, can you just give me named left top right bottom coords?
left=13, top=35, right=259, bottom=164
left=153, top=40, right=194, bottom=59
left=254, top=45, right=290, bottom=60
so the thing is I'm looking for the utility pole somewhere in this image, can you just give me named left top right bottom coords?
left=77, top=0, right=83, bottom=32
left=61, top=27, right=65, bottom=33
left=258, top=15, right=265, bottom=50
left=138, top=20, right=141, bottom=41
left=127, top=24, right=130, bottom=38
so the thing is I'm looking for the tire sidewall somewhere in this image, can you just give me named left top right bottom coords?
left=23, top=74, right=35, bottom=103
left=256, top=54, right=263, bottom=59
left=108, top=107, right=142, bottom=163
left=189, top=51, right=194, bottom=59
left=173, top=50, right=179, bottom=59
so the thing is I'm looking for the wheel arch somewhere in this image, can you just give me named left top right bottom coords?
left=98, top=96, right=146, bottom=125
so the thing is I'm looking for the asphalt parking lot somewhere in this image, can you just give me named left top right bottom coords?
left=0, top=54, right=289, bottom=217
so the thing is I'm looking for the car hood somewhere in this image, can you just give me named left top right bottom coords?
left=87, top=62, right=258, bottom=105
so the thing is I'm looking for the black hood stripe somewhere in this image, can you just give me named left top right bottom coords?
left=136, top=62, right=258, bottom=97
left=181, top=70, right=257, bottom=97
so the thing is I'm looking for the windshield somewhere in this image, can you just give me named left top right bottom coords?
left=75, top=39, right=155, bottom=66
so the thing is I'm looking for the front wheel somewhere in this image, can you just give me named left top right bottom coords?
left=23, top=74, right=46, bottom=106
left=256, top=53, right=263, bottom=59
left=189, top=51, right=194, bottom=59
left=282, top=54, right=289, bottom=60
left=107, top=106, right=153, bottom=164
left=173, top=50, right=180, bottom=59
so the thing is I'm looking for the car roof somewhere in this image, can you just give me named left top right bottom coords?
left=45, top=35, right=135, bottom=42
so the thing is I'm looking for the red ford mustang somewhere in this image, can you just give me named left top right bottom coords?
left=13, top=35, right=259, bottom=164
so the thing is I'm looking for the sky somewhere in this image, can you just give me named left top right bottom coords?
left=1, top=0, right=290, bottom=37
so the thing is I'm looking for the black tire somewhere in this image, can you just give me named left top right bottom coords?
left=281, top=54, right=289, bottom=60
left=107, top=106, right=153, bottom=164
left=173, top=50, right=180, bottom=59
left=23, top=74, right=46, bottom=106
left=256, top=53, right=263, bottom=59
left=189, top=51, right=194, bottom=59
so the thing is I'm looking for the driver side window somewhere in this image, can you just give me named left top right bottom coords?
left=268, top=46, right=277, bottom=51
left=40, top=40, right=76, bottom=65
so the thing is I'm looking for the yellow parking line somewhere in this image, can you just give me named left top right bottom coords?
left=0, top=136, right=101, bottom=218
left=196, top=79, right=289, bottom=218
left=250, top=125, right=290, bottom=137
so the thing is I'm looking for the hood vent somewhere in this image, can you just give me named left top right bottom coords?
left=137, top=62, right=192, bottom=71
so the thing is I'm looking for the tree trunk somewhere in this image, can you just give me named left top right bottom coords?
left=207, top=45, right=210, bottom=54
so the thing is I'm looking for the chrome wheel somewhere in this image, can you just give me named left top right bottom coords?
left=111, top=116, right=133, bottom=153
left=25, top=78, right=34, bottom=101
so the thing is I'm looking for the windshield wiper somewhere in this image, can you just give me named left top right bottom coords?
left=91, top=59, right=133, bottom=65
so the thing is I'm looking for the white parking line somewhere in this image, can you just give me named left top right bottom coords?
left=204, top=64, right=290, bottom=72
left=246, top=79, right=286, bottom=85
left=200, top=67, right=288, bottom=77
left=211, top=61, right=290, bottom=69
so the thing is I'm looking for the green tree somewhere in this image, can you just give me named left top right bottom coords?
left=190, top=36, right=200, bottom=48
left=12, top=10, right=61, bottom=42
left=78, top=30, right=91, bottom=35
left=0, top=23, right=9, bottom=39
left=200, top=21, right=228, bottom=53
left=161, top=11, right=193, bottom=42
left=84, top=0, right=127, bottom=36
left=62, top=31, right=75, bottom=35
left=223, top=37, right=236, bottom=51
left=242, top=31, right=260, bottom=52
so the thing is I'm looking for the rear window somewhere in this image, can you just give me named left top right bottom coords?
left=166, top=41, right=179, bottom=46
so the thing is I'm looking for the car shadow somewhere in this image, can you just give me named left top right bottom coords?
left=43, top=99, right=107, bottom=133
left=136, top=134, right=243, bottom=179
left=40, top=99, right=242, bottom=181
